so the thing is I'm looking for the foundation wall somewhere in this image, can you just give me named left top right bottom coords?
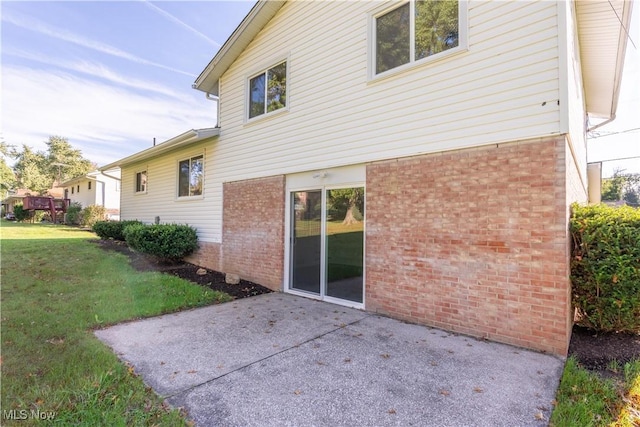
left=222, top=175, right=286, bottom=290
left=365, top=137, right=572, bottom=355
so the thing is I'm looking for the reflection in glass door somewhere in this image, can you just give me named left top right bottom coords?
left=289, top=187, right=365, bottom=305
left=290, top=190, right=322, bottom=294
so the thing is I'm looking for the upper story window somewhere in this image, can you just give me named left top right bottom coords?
left=77, top=185, right=80, bottom=193
left=178, top=155, right=203, bottom=198
left=248, top=61, right=287, bottom=120
left=88, top=181, right=92, bottom=190
left=373, top=0, right=463, bottom=77
left=135, top=171, right=147, bottom=193
left=71, top=186, right=74, bottom=195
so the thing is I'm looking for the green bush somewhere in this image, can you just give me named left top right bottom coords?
left=93, top=220, right=143, bottom=241
left=570, top=203, right=640, bottom=333
left=65, top=202, right=83, bottom=225
left=124, top=223, right=198, bottom=262
left=13, top=204, right=31, bottom=222
left=80, top=204, right=108, bottom=227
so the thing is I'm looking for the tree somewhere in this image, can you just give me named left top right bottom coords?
left=327, top=188, right=364, bottom=226
left=13, top=145, right=50, bottom=195
left=0, top=141, right=17, bottom=200
left=12, top=136, right=94, bottom=195
left=601, top=169, right=640, bottom=207
left=45, top=136, right=94, bottom=184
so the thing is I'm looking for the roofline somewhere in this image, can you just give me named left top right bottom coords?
left=193, top=0, right=286, bottom=95
left=99, top=128, right=220, bottom=171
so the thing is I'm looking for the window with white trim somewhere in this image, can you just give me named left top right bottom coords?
left=248, top=61, right=287, bottom=120
left=373, top=0, right=461, bottom=75
left=178, top=155, right=203, bottom=198
left=135, top=171, right=147, bottom=193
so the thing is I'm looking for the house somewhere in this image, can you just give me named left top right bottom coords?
left=60, top=170, right=121, bottom=220
left=102, top=0, right=633, bottom=356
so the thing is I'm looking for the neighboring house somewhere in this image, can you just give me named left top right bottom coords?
left=102, top=0, right=633, bottom=356
left=60, top=170, right=121, bottom=220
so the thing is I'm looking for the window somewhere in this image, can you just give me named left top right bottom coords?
left=374, top=0, right=460, bottom=75
left=71, top=187, right=74, bottom=195
left=248, top=61, right=287, bottom=119
left=178, top=155, right=203, bottom=198
left=77, top=185, right=80, bottom=193
left=88, top=181, right=92, bottom=190
left=135, top=171, right=147, bottom=193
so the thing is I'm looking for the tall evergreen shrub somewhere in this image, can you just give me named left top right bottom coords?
left=570, top=203, right=640, bottom=333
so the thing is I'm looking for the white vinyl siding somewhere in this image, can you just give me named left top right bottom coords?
left=215, top=1, right=560, bottom=173
left=124, top=1, right=564, bottom=243
left=120, top=140, right=219, bottom=242
left=560, top=0, right=588, bottom=193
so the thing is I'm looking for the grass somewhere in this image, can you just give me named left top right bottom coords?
left=0, top=221, right=232, bottom=426
left=551, top=357, right=640, bottom=427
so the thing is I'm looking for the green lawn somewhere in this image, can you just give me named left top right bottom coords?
left=551, top=357, right=640, bottom=427
left=0, top=221, right=231, bottom=426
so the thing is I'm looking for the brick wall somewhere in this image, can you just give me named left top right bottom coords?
left=186, top=241, right=222, bottom=272
left=222, top=175, right=285, bottom=290
left=365, top=136, right=572, bottom=355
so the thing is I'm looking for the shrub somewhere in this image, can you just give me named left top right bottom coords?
left=65, top=202, right=83, bottom=225
left=570, top=203, right=640, bottom=333
left=13, top=204, right=31, bottom=222
left=124, top=223, right=198, bottom=262
left=93, top=220, right=143, bottom=241
left=80, top=204, right=108, bottom=227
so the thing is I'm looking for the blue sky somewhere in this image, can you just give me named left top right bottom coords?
left=1, top=1, right=638, bottom=176
left=1, top=1, right=254, bottom=166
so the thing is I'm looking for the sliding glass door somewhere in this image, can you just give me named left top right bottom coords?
left=289, top=187, right=364, bottom=305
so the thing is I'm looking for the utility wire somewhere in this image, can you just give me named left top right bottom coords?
left=608, top=0, right=637, bottom=49
left=589, top=127, right=640, bottom=139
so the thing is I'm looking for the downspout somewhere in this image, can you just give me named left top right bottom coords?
left=587, top=114, right=616, bottom=133
left=206, top=92, right=220, bottom=128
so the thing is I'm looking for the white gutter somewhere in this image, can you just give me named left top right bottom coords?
left=100, top=128, right=219, bottom=171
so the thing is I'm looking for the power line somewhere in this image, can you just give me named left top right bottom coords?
left=593, top=155, right=640, bottom=163
left=589, top=127, right=640, bottom=139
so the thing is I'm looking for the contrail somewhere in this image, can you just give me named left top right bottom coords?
left=141, top=0, right=222, bottom=48
left=2, top=11, right=196, bottom=77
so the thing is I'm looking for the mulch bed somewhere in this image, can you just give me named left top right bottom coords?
left=91, top=239, right=272, bottom=299
left=93, top=238, right=638, bottom=374
left=568, top=325, right=639, bottom=376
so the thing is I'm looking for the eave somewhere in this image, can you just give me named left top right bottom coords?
left=193, top=0, right=286, bottom=95
left=576, top=0, right=634, bottom=120
left=100, top=128, right=219, bottom=171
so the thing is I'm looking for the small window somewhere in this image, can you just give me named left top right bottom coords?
left=374, top=0, right=460, bottom=75
left=71, top=187, right=74, bottom=194
left=135, top=171, right=147, bottom=193
left=248, top=61, right=287, bottom=119
left=77, top=185, right=80, bottom=193
left=88, top=181, right=92, bottom=190
left=178, top=155, right=203, bottom=198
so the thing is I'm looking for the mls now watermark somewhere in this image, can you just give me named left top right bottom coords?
left=2, top=409, right=57, bottom=421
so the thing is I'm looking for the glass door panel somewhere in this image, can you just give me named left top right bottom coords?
left=290, top=190, right=322, bottom=294
left=325, top=187, right=364, bottom=303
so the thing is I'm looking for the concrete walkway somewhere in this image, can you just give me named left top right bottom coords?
left=95, top=293, right=564, bottom=426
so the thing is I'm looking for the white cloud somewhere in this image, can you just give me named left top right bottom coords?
left=2, top=10, right=196, bottom=77
left=4, top=48, right=186, bottom=99
left=2, top=66, right=216, bottom=166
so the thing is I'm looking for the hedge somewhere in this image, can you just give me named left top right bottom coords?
left=123, top=223, right=198, bottom=262
left=93, top=220, right=143, bottom=241
left=570, top=203, right=640, bottom=333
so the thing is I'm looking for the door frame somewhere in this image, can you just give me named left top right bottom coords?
left=284, top=165, right=366, bottom=309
